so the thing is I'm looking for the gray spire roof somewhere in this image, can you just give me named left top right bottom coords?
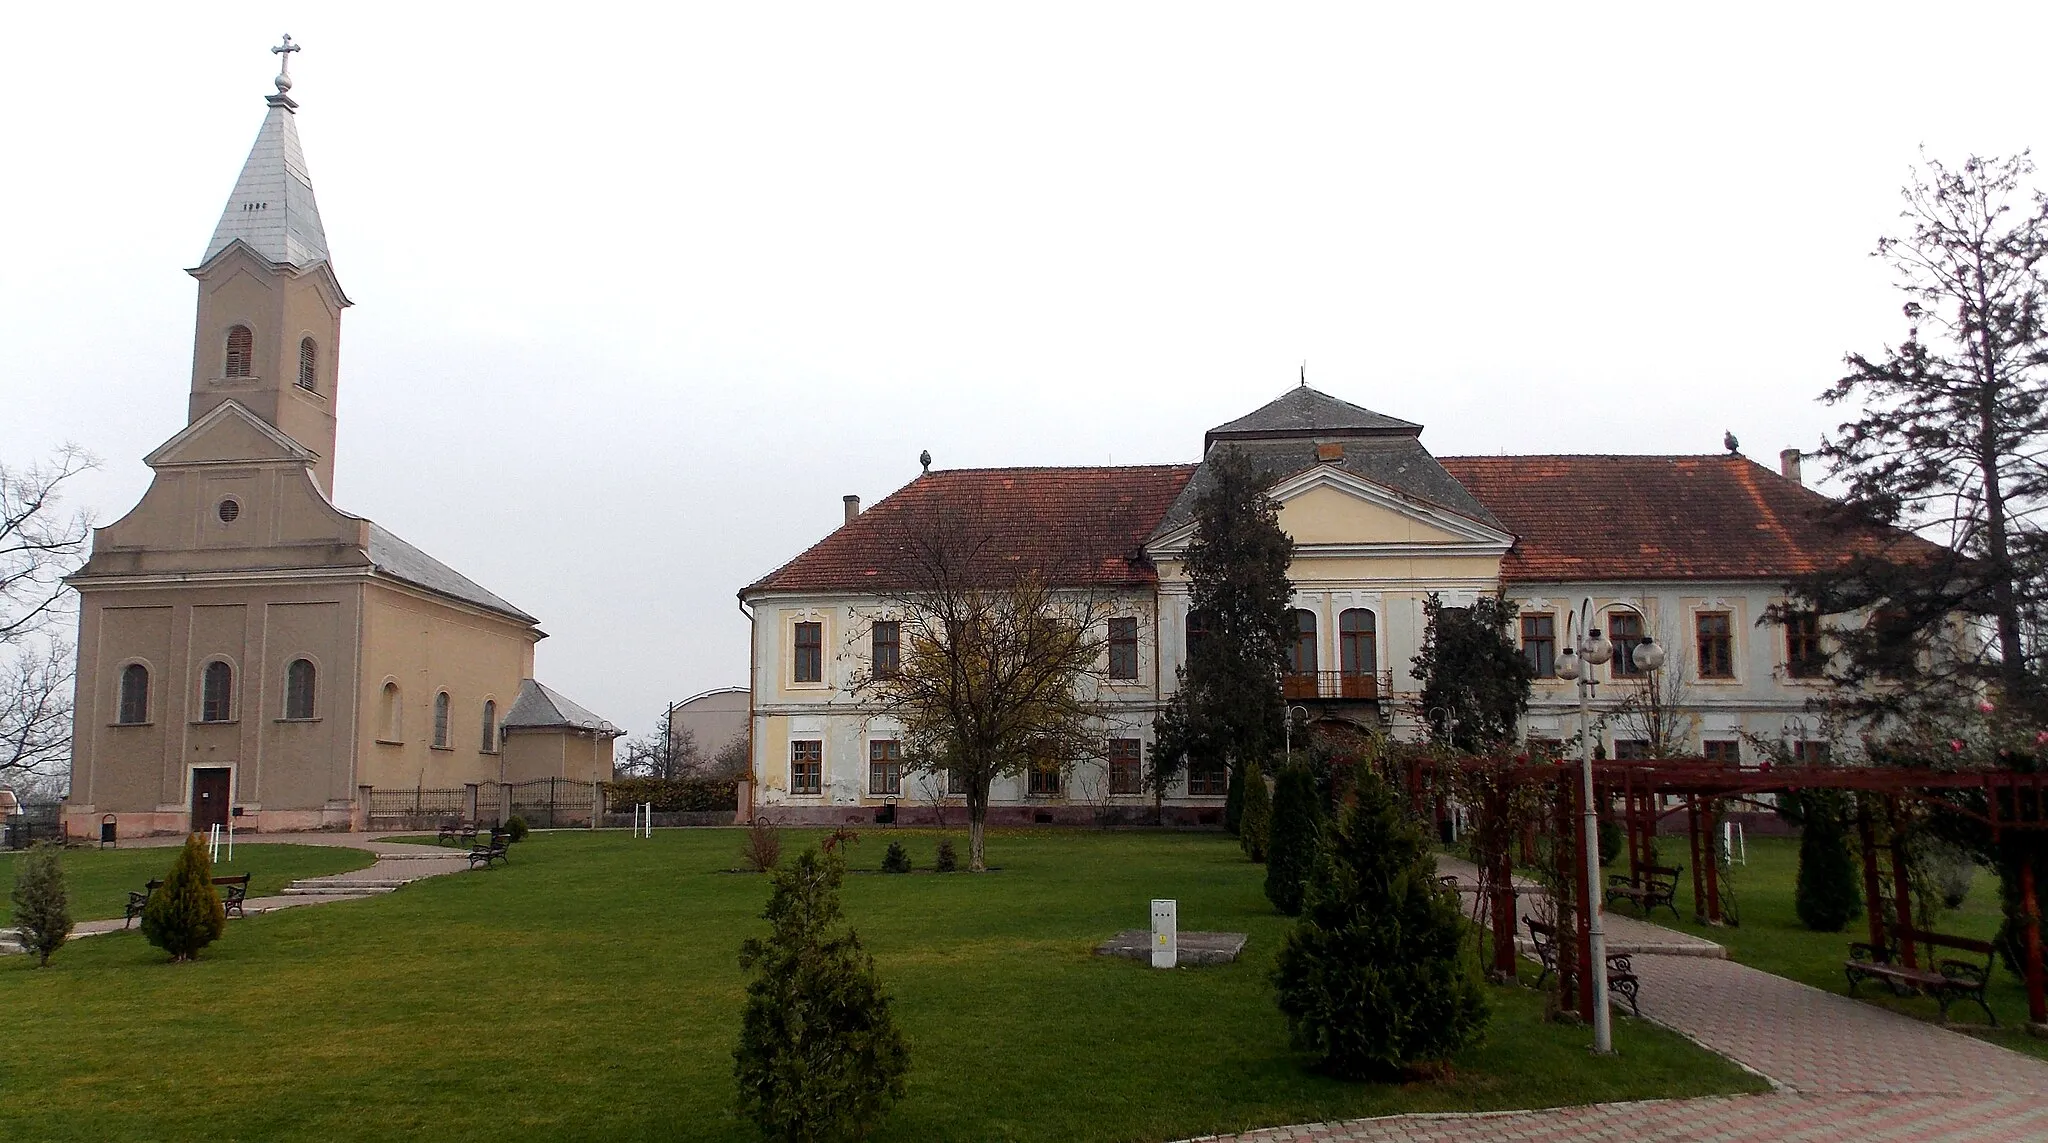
left=199, top=92, right=334, bottom=271
left=1205, top=386, right=1421, bottom=449
left=502, top=679, right=622, bottom=737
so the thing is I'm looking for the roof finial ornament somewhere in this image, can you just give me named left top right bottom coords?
left=920, top=449, right=932, bottom=474
left=272, top=33, right=301, bottom=95
left=1299, top=360, right=1307, bottom=388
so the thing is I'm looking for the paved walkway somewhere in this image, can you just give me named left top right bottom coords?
left=1181, top=860, right=2048, bottom=1142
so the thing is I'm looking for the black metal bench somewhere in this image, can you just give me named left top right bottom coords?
left=1605, top=863, right=1683, bottom=922
left=124, top=874, right=251, bottom=928
left=437, top=819, right=480, bottom=847
left=468, top=830, right=509, bottom=869
left=1525, top=917, right=1641, bottom=1015
left=1845, top=925, right=1997, bottom=1024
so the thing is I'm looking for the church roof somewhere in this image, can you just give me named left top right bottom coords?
left=1205, top=385, right=1422, bottom=448
left=744, top=465, right=1197, bottom=596
left=1438, top=454, right=1948, bottom=581
left=199, top=90, right=334, bottom=272
left=502, top=679, right=622, bottom=736
left=367, top=525, right=536, bottom=623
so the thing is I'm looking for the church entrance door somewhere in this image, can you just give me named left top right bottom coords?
left=191, top=768, right=232, bottom=831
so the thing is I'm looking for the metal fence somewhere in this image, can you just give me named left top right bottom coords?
left=359, top=779, right=610, bottom=831
left=506, top=778, right=597, bottom=830
left=366, top=787, right=472, bottom=831
left=4, top=801, right=63, bottom=849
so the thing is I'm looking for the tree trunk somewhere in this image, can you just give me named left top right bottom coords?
left=968, top=782, right=990, bottom=872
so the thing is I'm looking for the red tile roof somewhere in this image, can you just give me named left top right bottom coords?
left=1437, top=454, right=1944, bottom=582
left=744, top=465, right=1198, bottom=596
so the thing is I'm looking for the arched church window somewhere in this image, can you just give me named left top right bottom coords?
left=381, top=682, right=402, bottom=741
left=285, top=659, right=316, bottom=719
left=201, top=660, right=234, bottom=722
left=433, top=691, right=451, bottom=748
left=481, top=700, right=498, bottom=753
left=298, top=338, right=317, bottom=390
left=225, top=325, right=254, bottom=378
left=118, top=663, right=150, bottom=724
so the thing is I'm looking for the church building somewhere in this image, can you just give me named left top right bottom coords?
left=64, top=44, right=617, bottom=837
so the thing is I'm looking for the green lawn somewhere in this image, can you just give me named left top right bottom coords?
left=1, top=842, right=376, bottom=925
left=1614, top=834, right=2048, bottom=1059
left=1, top=829, right=1761, bottom=1142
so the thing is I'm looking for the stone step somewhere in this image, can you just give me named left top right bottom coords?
left=284, top=878, right=409, bottom=893
left=281, top=884, right=398, bottom=895
left=0, top=927, right=25, bottom=955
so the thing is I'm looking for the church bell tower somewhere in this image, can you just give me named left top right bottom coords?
left=186, top=35, right=352, bottom=495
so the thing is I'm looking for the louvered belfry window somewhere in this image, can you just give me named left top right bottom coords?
left=298, top=338, right=318, bottom=390
left=225, top=325, right=254, bottom=378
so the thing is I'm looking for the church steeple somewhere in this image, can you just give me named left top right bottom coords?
left=187, top=35, right=351, bottom=495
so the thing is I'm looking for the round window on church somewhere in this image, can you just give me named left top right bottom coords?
left=217, top=499, right=241, bottom=523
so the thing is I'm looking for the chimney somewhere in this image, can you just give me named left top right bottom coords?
left=1779, top=449, right=1803, bottom=486
left=843, top=494, right=861, bottom=524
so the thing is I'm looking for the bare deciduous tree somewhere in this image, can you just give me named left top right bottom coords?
left=0, top=446, right=95, bottom=787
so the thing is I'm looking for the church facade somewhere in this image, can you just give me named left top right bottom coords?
left=64, top=51, right=616, bottom=838
left=740, top=385, right=1920, bottom=824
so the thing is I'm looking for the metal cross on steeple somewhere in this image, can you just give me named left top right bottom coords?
left=272, top=34, right=301, bottom=94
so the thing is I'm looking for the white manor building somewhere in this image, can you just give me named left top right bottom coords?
left=738, top=386, right=1913, bottom=825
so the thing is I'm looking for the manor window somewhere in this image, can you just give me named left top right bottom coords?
left=1608, top=610, right=1645, bottom=677
left=790, top=741, right=823, bottom=794
left=870, top=621, right=900, bottom=678
left=1703, top=740, right=1741, bottom=764
left=1185, top=609, right=1214, bottom=656
left=1521, top=613, right=1556, bottom=678
left=224, top=325, right=253, bottom=378
left=793, top=622, right=822, bottom=683
left=200, top=660, right=234, bottom=722
left=1785, top=612, right=1823, bottom=678
left=284, top=658, right=316, bottom=719
left=1697, top=612, right=1735, bottom=679
left=1027, top=756, right=1062, bottom=798
left=1107, top=617, right=1139, bottom=681
left=1187, top=758, right=1227, bottom=797
left=1109, top=738, right=1143, bottom=795
left=869, top=739, right=902, bottom=796
left=118, top=663, right=150, bottom=724
left=1339, top=608, right=1378, bottom=680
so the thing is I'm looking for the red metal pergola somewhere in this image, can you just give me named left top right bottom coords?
left=1396, top=754, right=2048, bottom=1028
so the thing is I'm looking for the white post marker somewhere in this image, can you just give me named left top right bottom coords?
left=227, top=816, right=234, bottom=862
left=1151, top=898, right=1178, bottom=968
left=208, top=823, right=221, bottom=863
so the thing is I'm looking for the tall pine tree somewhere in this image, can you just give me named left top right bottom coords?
left=1161, top=446, right=1294, bottom=832
left=1410, top=593, right=1534, bottom=752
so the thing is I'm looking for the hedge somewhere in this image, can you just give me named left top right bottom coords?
left=602, top=777, right=740, bottom=813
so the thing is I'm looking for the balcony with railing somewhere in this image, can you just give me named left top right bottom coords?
left=1281, top=670, right=1392, bottom=701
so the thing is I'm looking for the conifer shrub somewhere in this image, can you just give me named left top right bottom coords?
left=504, top=815, right=531, bottom=842
left=140, top=834, right=227, bottom=963
left=881, top=841, right=911, bottom=874
left=934, top=839, right=958, bottom=873
left=1597, top=818, right=1623, bottom=868
left=734, top=846, right=910, bottom=1141
left=1273, top=769, right=1488, bottom=1079
left=1264, top=765, right=1322, bottom=915
left=10, top=841, right=74, bottom=967
left=1794, top=794, right=1860, bottom=933
left=1239, top=758, right=1273, bottom=863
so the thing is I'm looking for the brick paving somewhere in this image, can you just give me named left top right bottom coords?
left=1182, top=865, right=2048, bottom=1142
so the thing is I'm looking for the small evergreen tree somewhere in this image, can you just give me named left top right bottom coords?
left=1273, top=769, right=1488, bottom=1079
left=140, top=833, right=226, bottom=963
left=1239, top=758, right=1273, bottom=863
left=1264, top=765, right=1322, bottom=915
left=734, top=846, right=910, bottom=1142
left=10, top=841, right=73, bottom=967
left=933, top=838, right=958, bottom=873
left=1411, top=593, right=1534, bottom=751
left=880, top=841, right=911, bottom=873
left=1792, top=793, right=1861, bottom=932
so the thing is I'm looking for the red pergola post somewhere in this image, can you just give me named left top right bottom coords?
left=1856, top=804, right=1887, bottom=954
left=1886, top=798, right=1918, bottom=969
left=2022, top=859, right=2046, bottom=1028
left=1703, top=798, right=1723, bottom=925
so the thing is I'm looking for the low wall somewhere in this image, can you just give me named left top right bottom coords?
left=751, top=803, right=1227, bottom=829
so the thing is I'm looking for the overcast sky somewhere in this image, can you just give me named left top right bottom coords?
left=3, top=3, right=2043, bottom=739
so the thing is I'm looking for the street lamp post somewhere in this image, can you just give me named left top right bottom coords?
left=1553, top=597, right=1664, bottom=1056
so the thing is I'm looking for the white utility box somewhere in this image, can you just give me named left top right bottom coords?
left=1151, top=898, right=1178, bottom=968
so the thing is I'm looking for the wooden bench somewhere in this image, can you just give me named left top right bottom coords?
left=468, top=831, right=509, bottom=869
left=1526, top=917, right=1641, bottom=1015
left=123, top=874, right=251, bottom=929
left=437, top=820, right=480, bottom=847
left=1604, top=864, right=1683, bottom=922
left=1845, top=926, right=1997, bottom=1024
